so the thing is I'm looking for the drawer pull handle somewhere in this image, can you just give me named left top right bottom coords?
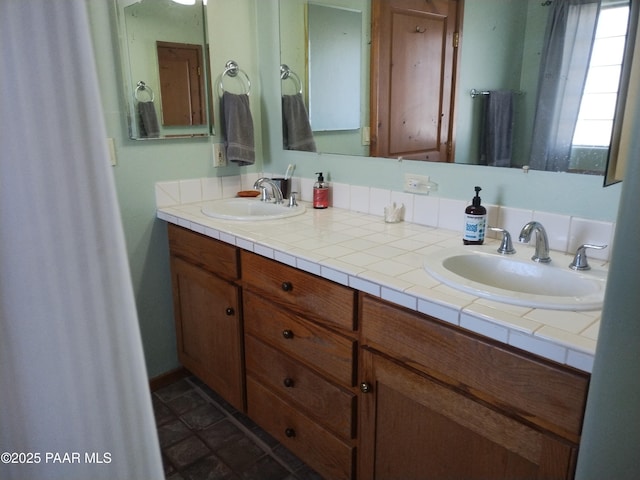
left=282, top=329, right=294, bottom=339
left=283, top=377, right=295, bottom=388
left=281, top=281, right=293, bottom=292
left=285, top=428, right=296, bottom=438
left=225, top=307, right=235, bottom=316
left=360, top=382, right=372, bottom=394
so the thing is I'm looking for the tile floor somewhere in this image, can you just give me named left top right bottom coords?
left=153, top=376, right=323, bottom=480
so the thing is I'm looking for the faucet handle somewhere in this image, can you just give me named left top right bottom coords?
left=288, top=192, right=298, bottom=208
left=257, top=185, right=270, bottom=202
left=489, top=227, right=516, bottom=254
left=569, top=244, right=607, bottom=271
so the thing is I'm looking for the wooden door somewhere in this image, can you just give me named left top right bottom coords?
left=157, top=41, right=205, bottom=126
left=170, top=256, right=244, bottom=411
left=370, top=0, right=459, bottom=161
left=358, top=348, right=577, bottom=479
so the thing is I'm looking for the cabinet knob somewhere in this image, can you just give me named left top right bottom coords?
left=285, top=428, right=296, bottom=438
left=225, top=307, right=235, bottom=316
left=281, top=281, right=293, bottom=292
left=283, top=377, right=295, bottom=388
left=360, top=382, right=372, bottom=394
left=282, top=329, right=294, bottom=339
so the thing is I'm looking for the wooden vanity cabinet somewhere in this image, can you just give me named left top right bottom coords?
left=358, top=294, right=590, bottom=480
left=167, top=224, right=244, bottom=411
left=241, top=251, right=358, bottom=480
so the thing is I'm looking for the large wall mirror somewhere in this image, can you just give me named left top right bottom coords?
left=279, top=0, right=636, bottom=180
left=115, top=0, right=214, bottom=140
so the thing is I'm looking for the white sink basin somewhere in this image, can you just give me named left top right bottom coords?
left=423, top=245, right=607, bottom=310
left=201, top=198, right=306, bottom=221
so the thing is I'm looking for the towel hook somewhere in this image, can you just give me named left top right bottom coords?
left=135, top=81, right=154, bottom=102
left=219, top=60, right=251, bottom=96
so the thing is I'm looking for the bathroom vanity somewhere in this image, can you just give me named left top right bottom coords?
left=163, top=208, right=592, bottom=479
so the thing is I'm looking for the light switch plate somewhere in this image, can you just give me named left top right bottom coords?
left=107, top=137, right=117, bottom=166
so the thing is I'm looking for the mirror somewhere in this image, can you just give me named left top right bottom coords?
left=279, top=0, right=633, bottom=176
left=115, top=0, right=214, bottom=140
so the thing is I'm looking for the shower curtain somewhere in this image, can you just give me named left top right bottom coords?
left=0, top=1, right=163, bottom=479
left=529, top=0, right=601, bottom=171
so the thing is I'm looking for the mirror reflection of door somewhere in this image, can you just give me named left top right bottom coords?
left=371, top=0, right=459, bottom=162
left=157, top=41, right=206, bottom=126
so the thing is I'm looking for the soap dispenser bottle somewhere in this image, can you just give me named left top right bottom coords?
left=463, top=186, right=487, bottom=245
left=313, top=172, right=329, bottom=209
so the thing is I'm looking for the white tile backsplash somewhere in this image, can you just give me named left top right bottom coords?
left=369, top=187, right=392, bottom=217
left=350, top=185, right=370, bottom=213
left=568, top=217, right=614, bottom=260
left=179, top=179, right=202, bottom=204
left=155, top=175, right=614, bottom=259
left=331, top=182, right=350, bottom=209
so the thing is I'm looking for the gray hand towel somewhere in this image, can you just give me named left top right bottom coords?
left=282, top=93, right=316, bottom=152
left=138, top=101, right=160, bottom=138
left=222, top=91, right=255, bottom=166
left=480, top=90, right=514, bottom=167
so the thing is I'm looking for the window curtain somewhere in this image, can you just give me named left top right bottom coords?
left=0, top=1, right=163, bottom=479
left=529, top=0, right=601, bottom=171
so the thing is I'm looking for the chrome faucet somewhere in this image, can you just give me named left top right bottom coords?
left=518, top=221, right=551, bottom=263
left=253, top=178, right=284, bottom=204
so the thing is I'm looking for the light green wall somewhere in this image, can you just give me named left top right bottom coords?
left=90, top=0, right=622, bottom=377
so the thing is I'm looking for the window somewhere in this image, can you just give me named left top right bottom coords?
left=573, top=4, right=630, bottom=146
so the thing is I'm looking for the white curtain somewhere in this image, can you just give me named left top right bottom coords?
left=0, top=1, right=163, bottom=479
left=530, top=0, right=601, bottom=171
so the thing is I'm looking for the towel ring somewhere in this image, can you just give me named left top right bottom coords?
left=219, top=60, right=251, bottom=96
left=135, top=81, right=154, bottom=102
left=280, top=64, right=302, bottom=95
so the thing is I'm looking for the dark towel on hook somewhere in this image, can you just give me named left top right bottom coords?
left=138, top=101, right=160, bottom=138
left=282, top=93, right=316, bottom=152
left=480, top=90, right=514, bottom=167
left=221, top=91, right=255, bottom=166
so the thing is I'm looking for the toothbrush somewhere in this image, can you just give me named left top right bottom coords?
left=284, top=164, right=294, bottom=180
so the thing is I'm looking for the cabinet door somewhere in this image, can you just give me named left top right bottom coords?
left=171, top=256, right=244, bottom=411
left=359, top=349, right=576, bottom=480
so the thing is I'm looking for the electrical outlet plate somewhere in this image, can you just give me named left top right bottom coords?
left=213, top=143, right=227, bottom=167
left=404, top=174, right=432, bottom=194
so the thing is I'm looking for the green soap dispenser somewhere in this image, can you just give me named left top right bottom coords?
left=463, top=186, right=487, bottom=245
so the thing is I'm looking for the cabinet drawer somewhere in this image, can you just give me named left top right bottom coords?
left=241, top=251, right=356, bottom=331
left=245, top=334, right=356, bottom=440
left=244, top=291, right=356, bottom=387
left=360, top=294, right=589, bottom=442
left=168, top=224, right=239, bottom=280
left=247, top=377, right=354, bottom=480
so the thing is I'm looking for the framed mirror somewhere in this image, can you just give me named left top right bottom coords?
left=115, top=0, right=214, bottom=140
left=279, top=0, right=635, bottom=178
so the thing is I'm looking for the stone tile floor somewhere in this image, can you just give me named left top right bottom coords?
left=153, top=376, right=323, bottom=480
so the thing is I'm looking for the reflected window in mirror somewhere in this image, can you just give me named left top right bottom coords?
left=116, top=0, right=214, bottom=140
left=530, top=0, right=630, bottom=174
left=571, top=3, right=629, bottom=172
left=278, top=0, right=637, bottom=179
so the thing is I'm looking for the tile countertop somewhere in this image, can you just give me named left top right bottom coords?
left=157, top=202, right=603, bottom=373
